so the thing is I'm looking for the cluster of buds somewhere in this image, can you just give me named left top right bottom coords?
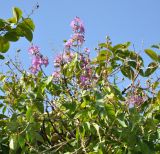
left=28, top=45, right=49, bottom=74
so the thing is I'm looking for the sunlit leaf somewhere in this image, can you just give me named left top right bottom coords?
left=12, top=7, right=22, bottom=23
left=145, top=49, right=159, bottom=62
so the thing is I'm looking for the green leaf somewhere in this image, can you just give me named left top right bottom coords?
left=35, top=132, right=44, bottom=142
left=120, top=65, right=134, bottom=80
left=0, top=54, right=5, bottom=59
left=22, top=18, right=35, bottom=31
left=113, top=42, right=131, bottom=52
left=92, top=123, right=101, bottom=142
left=0, top=19, right=5, bottom=28
left=105, top=104, right=116, bottom=119
left=98, top=50, right=112, bottom=60
left=0, top=37, right=10, bottom=53
left=117, top=119, right=127, bottom=127
left=9, top=134, right=18, bottom=150
left=16, top=21, right=33, bottom=41
left=145, top=62, right=158, bottom=77
left=145, top=49, right=159, bottom=62
left=18, top=135, right=25, bottom=148
left=151, top=43, right=160, bottom=49
left=4, top=31, right=19, bottom=42
left=34, top=101, right=44, bottom=113
left=0, top=114, right=8, bottom=119
left=12, top=7, right=22, bottom=23
left=26, top=107, right=33, bottom=121
left=7, top=17, right=17, bottom=24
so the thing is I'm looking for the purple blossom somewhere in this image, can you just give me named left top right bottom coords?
left=32, top=56, right=42, bottom=69
left=65, top=39, right=73, bottom=49
left=28, top=45, right=49, bottom=74
left=63, top=51, right=75, bottom=62
left=54, top=54, right=63, bottom=67
left=80, top=75, right=89, bottom=86
left=128, top=95, right=144, bottom=106
left=52, top=71, right=60, bottom=78
left=72, top=33, right=85, bottom=45
left=28, top=45, right=40, bottom=55
left=70, top=17, right=85, bottom=33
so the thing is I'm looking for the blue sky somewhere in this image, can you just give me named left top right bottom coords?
left=0, top=0, right=160, bottom=75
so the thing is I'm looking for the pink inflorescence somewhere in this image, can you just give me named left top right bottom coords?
left=65, top=17, right=85, bottom=50
left=28, top=45, right=49, bottom=74
left=127, top=95, right=144, bottom=106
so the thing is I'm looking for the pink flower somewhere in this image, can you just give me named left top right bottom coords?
left=128, top=95, right=144, bottom=106
left=80, top=75, right=89, bottom=86
left=28, top=45, right=40, bottom=55
left=63, top=51, right=75, bottom=62
left=52, top=71, right=60, bottom=78
left=70, top=17, right=85, bottom=33
left=29, top=66, right=38, bottom=74
left=72, top=33, right=85, bottom=45
left=32, top=56, right=42, bottom=69
left=54, top=54, right=63, bottom=67
left=28, top=45, right=49, bottom=74
left=65, top=39, right=73, bottom=49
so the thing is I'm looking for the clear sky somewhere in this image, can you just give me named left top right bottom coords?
left=0, top=0, right=160, bottom=75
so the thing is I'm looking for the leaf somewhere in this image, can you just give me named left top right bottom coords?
left=117, top=119, right=127, bottom=127
left=0, top=54, right=5, bottom=59
left=105, top=104, right=116, bottom=119
left=0, top=19, right=5, bottom=28
left=34, top=101, right=44, bottom=113
left=0, top=114, right=8, bottom=119
left=18, top=135, right=25, bottom=148
left=92, top=123, right=101, bottom=142
left=22, top=18, right=35, bottom=31
left=7, top=17, right=17, bottom=23
left=145, top=49, right=159, bottom=62
left=35, top=132, right=44, bottom=142
left=9, top=134, right=18, bottom=150
left=4, top=31, right=19, bottom=42
left=120, top=65, right=134, bottom=80
left=151, top=43, right=160, bottom=49
left=12, top=7, right=22, bottom=23
left=26, top=107, right=33, bottom=121
left=0, top=36, right=10, bottom=53
left=45, top=76, right=53, bottom=85
left=98, top=43, right=107, bottom=48
left=145, top=62, right=158, bottom=77
left=113, top=42, right=131, bottom=52
left=16, top=24, right=33, bottom=42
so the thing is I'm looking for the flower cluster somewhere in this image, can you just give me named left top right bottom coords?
left=28, top=45, right=49, bottom=74
left=52, top=51, right=75, bottom=78
left=52, top=17, right=91, bottom=86
left=79, top=52, right=92, bottom=87
left=65, top=17, right=85, bottom=50
left=127, top=95, right=144, bottom=106
left=54, top=51, right=75, bottom=68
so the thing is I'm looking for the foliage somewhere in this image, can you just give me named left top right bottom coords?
left=0, top=7, right=34, bottom=59
left=0, top=12, right=159, bottom=154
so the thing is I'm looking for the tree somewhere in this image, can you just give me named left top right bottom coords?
left=0, top=12, right=159, bottom=154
